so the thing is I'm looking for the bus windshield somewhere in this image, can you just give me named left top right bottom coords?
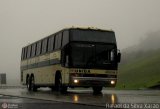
left=70, top=43, right=117, bottom=69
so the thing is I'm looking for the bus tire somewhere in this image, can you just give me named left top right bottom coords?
left=30, top=75, right=37, bottom=91
left=55, top=72, right=67, bottom=93
left=92, top=86, right=102, bottom=94
left=50, top=86, right=55, bottom=91
left=60, top=85, right=68, bottom=94
left=26, top=75, right=31, bottom=91
left=55, top=72, right=62, bottom=91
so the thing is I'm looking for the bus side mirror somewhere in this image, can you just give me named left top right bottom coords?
left=117, top=53, right=121, bottom=63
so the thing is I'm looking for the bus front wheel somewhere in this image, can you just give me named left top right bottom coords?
left=30, top=76, right=37, bottom=91
left=92, top=86, right=103, bottom=94
left=55, top=72, right=67, bottom=93
left=26, top=76, right=31, bottom=91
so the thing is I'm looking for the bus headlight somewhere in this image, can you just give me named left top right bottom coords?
left=74, top=79, right=79, bottom=84
left=111, top=80, right=115, bottom=85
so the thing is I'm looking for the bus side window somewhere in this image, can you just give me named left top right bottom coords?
left=23, top=48, right=25, bottom=60
left=27, top=45, right=31, bottom=58
left=31, top=43, right=36, bottom=57
left=62, top=30, right=69, bottom=47
left=48, top=35, right=55, bottom=52
left=21, top=48, right=24, bottom=60
left=24, top=47, right=27, bottom=59
left=42, top=38, right=48, bottom=54
left=55, top=32, right=62, bottom=50
left=36, top=41, right=42, bottom=56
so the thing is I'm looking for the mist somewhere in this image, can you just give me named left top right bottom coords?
left=139, top=31, right=160, bottom=50
left=0, top=0, right=160, bottom=85
left=121, top=30, right=160, bottom=65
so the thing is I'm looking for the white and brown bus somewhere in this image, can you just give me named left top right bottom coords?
left=20, top=27, right=121, bottom=93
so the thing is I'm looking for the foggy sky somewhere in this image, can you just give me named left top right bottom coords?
left=0, top=0, right=160, bottom=85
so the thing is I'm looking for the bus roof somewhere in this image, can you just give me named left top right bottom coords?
left=65, top=27, right=114, bottom=32
left=23, top=27, right=115, bottom=48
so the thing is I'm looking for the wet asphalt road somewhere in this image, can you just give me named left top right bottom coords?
left=0, top=95, right=105, bottom=109
left=0, top=87, right=160, bottom=109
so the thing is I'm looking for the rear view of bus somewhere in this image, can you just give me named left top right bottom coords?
left=21, top=27, right=121, bottom=94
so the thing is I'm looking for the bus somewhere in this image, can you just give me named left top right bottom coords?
left=20, top=27, right=121, bottom=93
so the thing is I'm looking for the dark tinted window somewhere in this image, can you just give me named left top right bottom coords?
left=48, top=35, right=55, bottom=52
left=62, top=30, right=69, bottom=47
left=36, top=41, right=42, bottom=56
left=42, top=38, right=48, bottom=54
left=24, top=47, right=28, bottom=59
left=21, top=48, right=24, bottom=60
left=24, top=47, right=27, bottom=59
left=27, top=45, right=31, bottom=58
left=55, top=33, right=62, bottom=49
left=31, top=43, right=36, bottom=57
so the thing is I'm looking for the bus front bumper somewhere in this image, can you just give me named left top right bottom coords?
left=69, top=77, right=117, bottom=87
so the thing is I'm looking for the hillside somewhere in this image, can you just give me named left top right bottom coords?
left=116, top=31, right=160, bottom=89
left=116, top=49, right=160, bottom=89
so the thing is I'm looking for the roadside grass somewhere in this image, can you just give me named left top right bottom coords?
left=116, top=50, right=160, bottom=89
